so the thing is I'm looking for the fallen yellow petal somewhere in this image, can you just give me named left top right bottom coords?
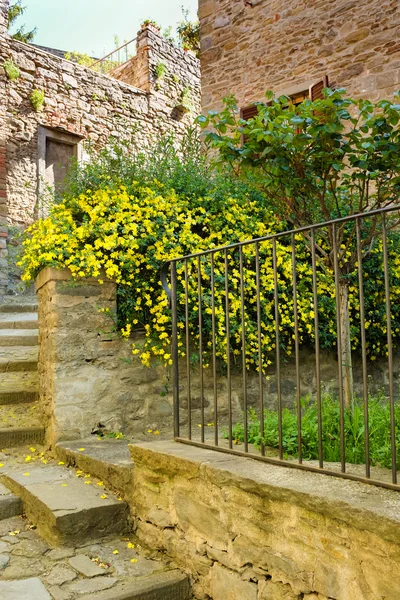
left=23, top=472, right=30, bottom=476
left=153, top=430, right=160, bottom=435
left=29, top=447, right=36, bottom=453
left=96, top=481, right=104, bottom=487
left=0, top=463, right=4, bottom=468
left=58, top=461, right=65, bottom=465
left=147, top=429, right=153, bottom=433
left=113, top=550, right=119, bottom=555
left=127, top=542, right=135, bottom=549
left=79, top=448, right=85, bottom=452
left=100, top=494, right=107, bottom=499
left=25, top=456, right=31, bottom=462
left=84, top=481, right=91, bottom=485
left=130, top=558, right=138, bottom=563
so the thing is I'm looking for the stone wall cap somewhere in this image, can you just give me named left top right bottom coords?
left=35, top=267, right=111, bottom=293
left=130, top=440, right=400, bottom=545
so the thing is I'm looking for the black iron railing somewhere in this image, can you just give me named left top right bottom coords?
left=162, top=205, right=400, bottom=491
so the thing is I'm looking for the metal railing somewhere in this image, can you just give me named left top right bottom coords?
left=90, top=37, right=137, bottom=75
left=162, top=205, right=400, bottom=492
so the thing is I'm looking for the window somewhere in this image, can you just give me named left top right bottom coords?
left=241, top=75, right=329, bottom=120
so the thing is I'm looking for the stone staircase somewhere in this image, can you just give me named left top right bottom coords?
left=0, top=293, right=190, bottom=598
left=0, top=297, right=45, bottom=447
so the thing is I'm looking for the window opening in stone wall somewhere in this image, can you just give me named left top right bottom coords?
left=45, top=138, right=77, bottom=194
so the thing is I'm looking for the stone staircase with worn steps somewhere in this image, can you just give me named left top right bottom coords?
left=0, top=460, right=191, bottom=600
left=0, top=297, right=45, bottom=447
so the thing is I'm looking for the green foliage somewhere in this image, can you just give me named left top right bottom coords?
left=8, top=1, right=37, bottom=43
left=177, top=8, right=200, bottom=56
left=155, top=62, right=167, bottom=79
left=199, top=89, right=400, bottom=274
left=177, top=87, right=194, bottom=112
left=3, top=59, right=20, bottom=80
left=30, top=89, right=45, bottom=112
left=64, top=51, right=94, bottom=69
left=228, top=395, right=400, bottom=469
left=141, top=19, right=160, bottom=29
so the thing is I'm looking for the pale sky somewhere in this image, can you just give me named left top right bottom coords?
left=9, top=0, right=199, bottom=57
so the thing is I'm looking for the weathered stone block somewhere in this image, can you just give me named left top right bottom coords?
left=209, top=564, right=257, bottom=600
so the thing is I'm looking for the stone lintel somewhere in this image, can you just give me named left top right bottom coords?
left=129, top=440, right=400, bottom=546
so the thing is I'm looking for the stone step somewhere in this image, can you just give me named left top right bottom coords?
left=0, top=299, right=38, bottom=313
left=56, top=438, right=132, bottom=498
left=0, top=483, right=22, bottom=521
left=0, top=426, right=45, bottom=447
left=77, top=570, right=191, bottom=599
left=0, top=312, right=38, bottom=330
left=0, top=371, right=39, bottom=404
left=2, top=465, right=130, bottom=546
left=0, top=329, right=38, bottom=346
left=0, top=345, right=38, bottom=372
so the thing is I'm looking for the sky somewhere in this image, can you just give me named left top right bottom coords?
left=9, top=0, right=199, bottom=57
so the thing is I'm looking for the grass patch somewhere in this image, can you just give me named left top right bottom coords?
left=227, top=395, right=400, bottom=470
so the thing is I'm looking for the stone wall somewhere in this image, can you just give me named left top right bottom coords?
left=199, top=0, right=400, bottom=114
left=130, top=440, right=400, bottom=600
left=35, top=268, right=174, bottom=445
left=0, top=19, right=200, bottom=292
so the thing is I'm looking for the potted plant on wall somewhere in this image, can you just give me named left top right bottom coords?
left=141, top=19, right=161, bottom=32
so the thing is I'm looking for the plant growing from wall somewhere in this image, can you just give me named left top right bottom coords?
left=199, top=88, right=400, bottom=407
left=3, top=59, right=20, bottom=80
left=155, top=62, right=167, bottom=80
left=176, top=87, right=194, bottom=112
left=30, top=89, right=45, bottom=112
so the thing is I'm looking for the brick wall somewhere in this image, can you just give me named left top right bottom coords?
left=199, top=0, right=400, bottom=114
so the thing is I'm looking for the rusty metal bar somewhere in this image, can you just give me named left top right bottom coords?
left=291, top=233, right=302, bottom=464
left=197, top=256, right=205, bottom=442
left=272, top=239, right=283, bottom=460
left=382, top=213, right=397, bottom=484
left=171, top=262, right=180, bottom=438
left=255, top=242, right=265, bottom=456
left=184, top=259, right=192, bottom=440
left=311, top=229, right=323, bottom=468
left=332, top=223, right=346, bottom=473
left=211, top=252, right=218, bottom=446
left=356, top=218, right=370, bottom=478
left=239, top=247, right=248, bottom=453
left=224, top=249, right=233, bottom=449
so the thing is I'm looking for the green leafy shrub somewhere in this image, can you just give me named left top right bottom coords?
left=3, top=59, right=20, bottom=80
left=155, top=62, right=167, bottom=79
left=228, top=395, right=400, bottom=469
left=30, top=89, right=45, bottom=112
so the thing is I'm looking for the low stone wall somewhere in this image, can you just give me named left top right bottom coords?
left=35, top=268, right=172, bottom=445
left=130, top=440, right=400, bottom=600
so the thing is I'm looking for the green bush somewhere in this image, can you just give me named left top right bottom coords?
left=228, top=395, right=400, bottom=469
left=30, top=89, right=45, bottom=112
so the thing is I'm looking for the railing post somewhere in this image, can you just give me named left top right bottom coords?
left=171, top=262, right=180, bottom=439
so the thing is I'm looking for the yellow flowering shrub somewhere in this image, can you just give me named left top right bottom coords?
left=20, top=183, right=400, bottom=369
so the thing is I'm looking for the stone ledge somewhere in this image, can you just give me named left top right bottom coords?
left=129, top=440, right=400, bottom=545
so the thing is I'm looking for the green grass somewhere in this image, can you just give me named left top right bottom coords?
left=227, top=395, right=400, bottom=470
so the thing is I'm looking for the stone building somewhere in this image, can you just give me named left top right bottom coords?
left=0, top=0, right=200, bottom=293
left=199, top=0, right=400, bottom=115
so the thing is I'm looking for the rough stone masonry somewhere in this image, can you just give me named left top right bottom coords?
left=199, top=0, right=400, bottom=113
left=0, top=0, right=200, bottom=293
